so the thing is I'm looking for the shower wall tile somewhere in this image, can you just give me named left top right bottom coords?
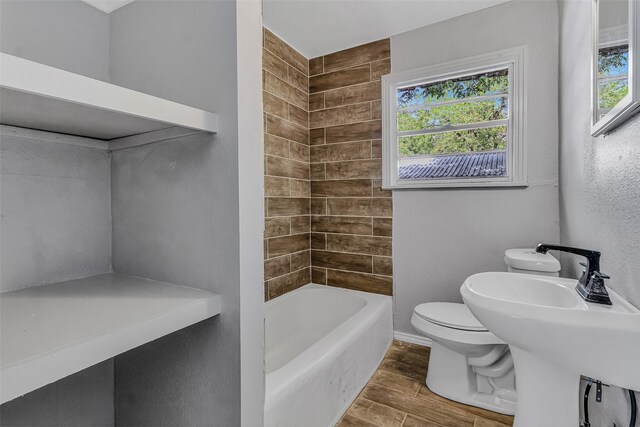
left=266, top=267, right=311, bottom=300
left=268, top=233, right=310, bottom=258
left=265, top=256, right=290, bottom=281
left=311, top=180, right=372, bottom=197
left=309, top=103, right=371, bottom=128
left=263, top=30, right=310, bottom=301
left=371, top=59, right=392, bottom=80
left=310, top=140, right=372, bottom=163
left=325, top=159, right=382, bottom=179
left=326, top=235, right=392, bottom=257
left=325, top=120, right=382, bottom=144
left=309, top=64, right=371, bottom=93
left=309, top=57, right=324, bottom=76
left=373, top=256, right=393, bottom=276
left=326, top=269, right=392, bottom=296
left=309, top=39, right=392, bottom=296
left=322, top=39, right=390, bottom=73
left=324, top=81, right=381, bottom=109
left=326, top=198, right=392, bottom=217
left=263, top=33, right=392, bottom=300
left=264, top=29, right=308, bottom=75
left=310, top=128, right=325, bottom=145
left=311, top=267, right=327, bottom=285
left=309, top=93, right=325, bottom=111
left=265, top=114, right=308, bottom=144
left=311, top=250, right=373, bottom=273
left=373, top=218, right=393, bottom=237
left=267, top=197, right=310, bottom=217
left=264, top=217, right=290, bottom=238
left=312, top=216, right=373, bottom=235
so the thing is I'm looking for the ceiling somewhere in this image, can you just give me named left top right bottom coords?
left=80, top=0, right=135, bottom=13
left=79, top=0, right=510, bottom=57
left=263, top=0, right=511, bottom=58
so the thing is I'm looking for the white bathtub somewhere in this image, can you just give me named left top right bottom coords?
left=264, top=284, right=393, bottom=427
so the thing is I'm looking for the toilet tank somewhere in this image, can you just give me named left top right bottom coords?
left=504, top=248, right=560, bottom=277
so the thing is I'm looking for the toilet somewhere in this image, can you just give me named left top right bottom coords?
left=411, top=248, right=560, bottom=415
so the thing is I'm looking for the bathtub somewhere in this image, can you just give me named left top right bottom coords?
left=264, top=284, right=393, bottom=427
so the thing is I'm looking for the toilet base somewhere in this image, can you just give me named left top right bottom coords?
left=426, top=341, right=516, bottom=415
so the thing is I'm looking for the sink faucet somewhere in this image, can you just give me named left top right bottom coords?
left=535, top=243, right=612, bottom=305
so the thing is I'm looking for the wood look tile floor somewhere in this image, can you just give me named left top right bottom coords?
left=337, top=340, right=514, bottom=427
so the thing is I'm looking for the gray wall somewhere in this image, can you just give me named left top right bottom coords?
left=0, top=0, right=110, bottom=81
left=0, top=131, right=112, bottom=292
left=0, top=130, right=114, bottom=425
left=1, top=1, right=264, bottom=425
left=109, top=1, right=253, bottom=425
left=0, top=360, right=114, bottom=427
left=559, top=0, right=640, bottom=424
left=0, top=2, right=115, bottom=424
left=391, top=0, right=560, bottom=335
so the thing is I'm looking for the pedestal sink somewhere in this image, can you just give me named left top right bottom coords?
left=460, top=272, right=640, bottom=427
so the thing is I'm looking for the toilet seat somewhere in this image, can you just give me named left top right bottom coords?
left=414, top=302, right=488, bottom=331
left=411, top=304, right=505, bottom=347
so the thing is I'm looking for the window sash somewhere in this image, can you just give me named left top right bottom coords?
left=397, top=93, right=509, bottom=114
left=397, top=119, right=509, bottom=138
left=598, top=75, right=628, bottom=83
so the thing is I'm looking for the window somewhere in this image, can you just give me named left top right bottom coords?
left=382, top=47, right=526, bottom=188
left=597, top=25, right=629, bottom=120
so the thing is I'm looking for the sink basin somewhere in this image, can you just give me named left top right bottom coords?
left=461, top=272, right=640, bottom=427
left=465, top=274, right=581, bottom=308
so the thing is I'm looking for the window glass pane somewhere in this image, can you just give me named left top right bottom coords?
left=598, top=78, right=628, bottom=109
left=397, top=97, right=508, bottom=131
left=598, top=45, right=628, bottom=78
left=398, top=151, right=506, bottom=180
left=396, top=69, right=508, bottom=108
left=398, top=126, right=507, bottom=157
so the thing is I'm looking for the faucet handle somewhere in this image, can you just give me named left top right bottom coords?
left=593, top=271, right=610, bottom=280
left=580, top=262, right=610, bottom=279
left=579, top=262, right=610, bottom=279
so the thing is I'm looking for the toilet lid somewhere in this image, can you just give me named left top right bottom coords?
left=414, top=302, right=488, bottom=332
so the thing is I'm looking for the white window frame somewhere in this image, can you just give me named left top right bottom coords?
left=595, top=24, right=629, bottom=119
left=382, top=46, right=527, bottom=189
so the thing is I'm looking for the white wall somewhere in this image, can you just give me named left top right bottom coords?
left=559, top=1, right=640, bottom=424
left=391, top=0, right=560, bottom=336
left=0, top=0, right=110, bottom=81
left=109, top=1, right=264, bottom=425
left=236, top=0, right=267, bottom=425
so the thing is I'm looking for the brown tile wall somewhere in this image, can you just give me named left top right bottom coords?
left=263, top=29, right=310, bottom=301
left=263, top=33, right=393, bottom=300
left=308, top=39, right=393, bottom=296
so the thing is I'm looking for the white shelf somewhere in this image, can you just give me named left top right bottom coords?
left=0, top=53, right=218, bottom=145
left=0, top=273, right=221, bottom=404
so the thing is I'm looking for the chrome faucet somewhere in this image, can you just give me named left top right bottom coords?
left=535, top=243, right=612, bottom=305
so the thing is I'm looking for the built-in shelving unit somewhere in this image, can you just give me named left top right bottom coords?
left=0, top=53, right=218, bottom=150
left=0, top=53, right=222, bottom=404
left=0, top=274, right=221, bottom=404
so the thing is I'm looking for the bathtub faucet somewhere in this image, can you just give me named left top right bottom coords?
left=535, top=243, right=611, bottom=305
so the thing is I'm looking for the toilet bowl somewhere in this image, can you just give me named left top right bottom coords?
left=411, top=248, right=561, bottom=415
left=412, top=302, right=516, bottom=414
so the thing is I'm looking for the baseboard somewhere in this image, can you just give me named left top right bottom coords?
left=393, top=331, right=432, bottom=347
